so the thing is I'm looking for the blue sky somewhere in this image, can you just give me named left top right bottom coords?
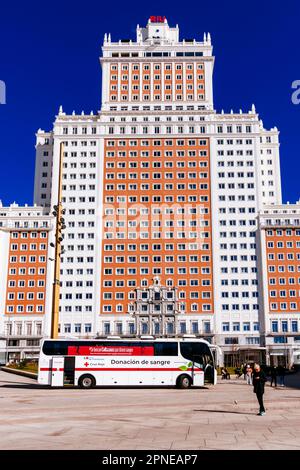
left=0, top=0, right=299, bottom=206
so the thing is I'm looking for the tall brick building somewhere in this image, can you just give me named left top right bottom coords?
left=0, top=17, right=299, bottom=367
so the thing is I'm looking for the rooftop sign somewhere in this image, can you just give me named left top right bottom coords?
left=149, top=16, right=166, bottom=23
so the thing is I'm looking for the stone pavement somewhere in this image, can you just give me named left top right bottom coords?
left=0, top=370, right=300, bottom=450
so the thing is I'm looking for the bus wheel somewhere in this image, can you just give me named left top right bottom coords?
left=176, top=375, right=192, bottom=389
left=78, top=374, right=96, bottom=389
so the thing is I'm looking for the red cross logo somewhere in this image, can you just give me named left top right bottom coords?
left=84, top=362, right=89, bottom=367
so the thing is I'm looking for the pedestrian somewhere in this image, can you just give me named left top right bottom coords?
left=277, top=365, right=286, bottom=387
left=246, top=364, right=253, bottom=385
left=270, top=366, right=277, bottom=387
left=242, top=363, right=247, bottom=380
left=253, top=363, right=267, bottom=416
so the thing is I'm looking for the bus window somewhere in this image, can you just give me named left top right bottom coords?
left=154, top=342, right=178, bottom=356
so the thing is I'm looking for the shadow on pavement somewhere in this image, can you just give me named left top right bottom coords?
left=194, top=408, right=254, bottom=415
left=0, top=383, right=46, bottom=389
left=0, top=383, right=209, bottom=390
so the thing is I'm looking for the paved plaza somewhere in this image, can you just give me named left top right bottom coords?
left=1, top=370, right=300, bottom=450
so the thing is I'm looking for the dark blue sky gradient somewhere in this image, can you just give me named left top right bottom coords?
left=0, top=0, right=299, bottom=206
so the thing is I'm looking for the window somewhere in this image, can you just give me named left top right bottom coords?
left=104, top=323, right=110, bottom=335
left=292, top=321, right=298, bottom=333
left=274, top=336, right=287, bottom=344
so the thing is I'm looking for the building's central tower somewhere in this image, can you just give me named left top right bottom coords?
left=100, top=16, right=214, bottom=111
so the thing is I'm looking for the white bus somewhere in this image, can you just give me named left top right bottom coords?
left=38, top=337, right=217, bottom=389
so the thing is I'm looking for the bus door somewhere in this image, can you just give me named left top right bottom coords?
left=204, top=358, right=215, bottom=385
left=192, top=356, right=204, bottom=386
left=64, top=356, right=75, bottom=386
left=51, top=357, right=64, bottom=387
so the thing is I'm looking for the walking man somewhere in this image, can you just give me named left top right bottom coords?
left=277, top=365, right=286, bottom=387
left=270, top=366, right=277, bottom=387
left=253, top=363, right=267, bottom=416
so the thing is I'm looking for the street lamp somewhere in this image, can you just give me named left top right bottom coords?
left=50, top=142, right=66, bottom=339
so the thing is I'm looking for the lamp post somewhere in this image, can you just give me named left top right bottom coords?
left=50, top=143, right=66, bottom=339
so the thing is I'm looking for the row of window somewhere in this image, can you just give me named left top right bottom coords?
left=104, top=231, right=210, bottom=240
left=110, top=63, right=205, bottom=72
left=60, top=306, right=93, bottom=312
left=110, top=94, right=205, bottom=101
left=269, top=278, right=300, bottom=285
left=222, top=322, right=260, bottom=332
left=102, top=304, right=212, bottom=313
left=221, top=304, right=259, bottom=311
left=106, top=171, right=209, bottom=178
left=10, top=244, right=47, bottom=251
left=271, top=320, right=299, bottom=332
left=268, top=253, right=300, bottom=260
left=104, top=196, right=209, bottom=205
left=103, top=242, right=208, bottom=250
left=266, top=229, right=300, bottom=236
left=219, top=208, right=256, bottom=215
left=221, top=292, right=258, bottom=298
left=8, top=268, right=46, bottom=275
left=101, top=320, right=211, bottom=336
left=268, top=266, right=300, bottom=272
left=270, top=290, right=300, bottom=297
left=59, top=323, right=92, bottom=334
left=9, top=256, right=46, bottom=263
left=61, top=268, right=94, bottom=275
left=218, top=160, right=254, bottom=167
left=223, top=337, right=260, bottom=345
left=62, top=185, right=96, bottom=191
left=105, top=185, right=209, bottom=192
left=267, top=241, right=300, bottom=248
left=8, top=280, right=45, bottom=287
left=218, top=195, right=256, bottom=201
left=270, top=303, right=299, bottom=310
left=102, top=270, right=212, bottom=283
left=112, top=84, right=204, bottom=90
left=220, top=267, right=257, bottom=273
left=7, top=292, right=44, bottom=300
left=62, top=293, right=93, bottom=299
left=6, top=305, right=44, bottom=313
left=219, top=220, right=256, bottom=227
left=5, top=321, right=42, bottom=336
left=106, top=161, right=208, bottom=167
left=103, top=255, right=211, bottom=263
left=10, top=232, right=47, bottom=239
left=63, top=162, right=96, bottom=168
left=106, top=139, right=208, bottom=147
left=103, top=291, right=211, bottom=300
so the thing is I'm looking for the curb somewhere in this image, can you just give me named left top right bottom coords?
left=1, top=366, right=38, bottom=380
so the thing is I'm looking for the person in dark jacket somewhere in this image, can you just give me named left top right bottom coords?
left=277, top=365, right=286, bottom=387
left=270, top=366, right=277, bottom=387
left=253, top=363, right=267, bottom=415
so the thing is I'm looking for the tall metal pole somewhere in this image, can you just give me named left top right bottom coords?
left=51, top=142, right=64, bottom=339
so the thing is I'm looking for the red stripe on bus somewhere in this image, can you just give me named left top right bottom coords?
left=75, top=367, right=198, bottom=372
left=40, top=367, right=203, bottom=372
